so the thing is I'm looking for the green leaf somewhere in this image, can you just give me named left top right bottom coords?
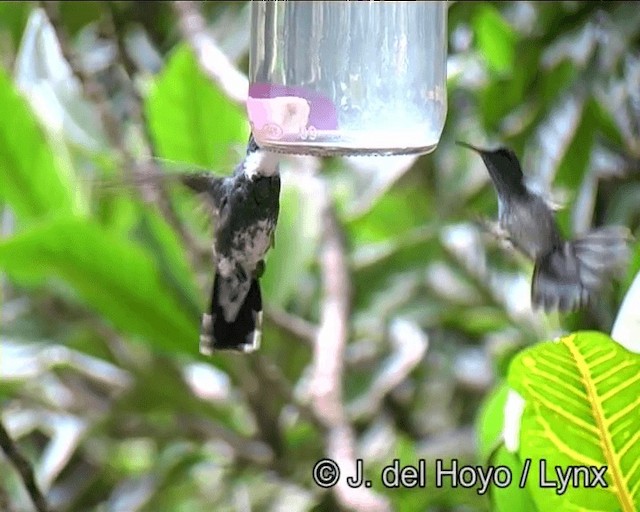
left=145, top=43, right=249, bottom=171
left=508, top=331, right=640, bottom=512
left=131, top=207, right=203, bottom=320
left=0, top=217, right=199, bottom=354
left=552, top=97, right=622, bottom=202
left=554, top=98, right=595, bottom=191
left=0, top=2, right=30, bottom=47
left=476, top=384, right=539, bottom=510
left=491, top=447, right=538, bottom=512
left=473, top=5, right=517, bottom=75
left=552, top=96, right=594, bottom=233
left=347, top=184, right=433, bottom=246
left=59, top=1, right=103, bottom=36
left=477, top=45, right=540, bottom=133
left=476, top=383, right=509, bottom=463
left=624, top=239, right=640, bottom=295
left=0, top=67, right=76, bottom=220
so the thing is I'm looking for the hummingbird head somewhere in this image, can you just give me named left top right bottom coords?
left=456, top=141, right=527, bottom=199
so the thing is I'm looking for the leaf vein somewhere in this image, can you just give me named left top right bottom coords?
left=601, top=373, right=640, bottom=403
left=565, top=335, right=635, bottom=512
left=594, top=361, right=635, bottom=386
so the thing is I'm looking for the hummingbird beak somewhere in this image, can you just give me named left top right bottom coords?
left=455, top=140, right=484, bottom=154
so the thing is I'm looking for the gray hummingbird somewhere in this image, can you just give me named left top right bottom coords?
left=457, top=141, right=631, bottom=312
left=180, top=134, right=281, bottom=353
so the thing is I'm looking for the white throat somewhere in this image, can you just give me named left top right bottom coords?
left=244, top=149, right=281, bottom=179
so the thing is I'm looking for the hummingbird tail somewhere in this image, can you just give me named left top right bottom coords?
left=531, top=226, right=631, bottom=312
left=199, top=273, right=263, bottom=355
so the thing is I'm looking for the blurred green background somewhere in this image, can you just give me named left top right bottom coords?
left=1, top=2, right=640, bottom=511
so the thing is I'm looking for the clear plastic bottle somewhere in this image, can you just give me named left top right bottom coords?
left=248, top=1, right=448, bottom=157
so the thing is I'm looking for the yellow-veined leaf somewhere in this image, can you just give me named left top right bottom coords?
left=508, top=331, right=640, bottom=512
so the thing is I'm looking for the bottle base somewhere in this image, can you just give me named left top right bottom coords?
left=253, top=130, right=442, bottom=157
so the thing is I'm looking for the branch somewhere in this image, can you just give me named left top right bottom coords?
left=0, top=419, right=50, bottom=512
left=264, top=306, right=317, bottom=346
left=103, top=3, right=209, bottom=260
left=42, top=1, right=205, bottom=264
left=223, top=357, right=286, bottom=462
left=173, top=1, right=248, bottom=106
left=0, top=480, right=15, bottom=512
left=252, top=354, right=325, bottom=431
left=310, top=185, right=391, bottom=512
left=347, top=318, right=429, bottom=421
left=176, top=416, right=274, bottom=467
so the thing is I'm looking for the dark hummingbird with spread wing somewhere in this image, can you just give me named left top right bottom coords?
left=457, top=141, right=631, bottom=312
left=179, top=134, right=281, bottom=353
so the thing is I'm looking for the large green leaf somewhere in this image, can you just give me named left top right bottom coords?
left=0, top=2, right=30, bottom=47
left=508, top=331, right=640, bottom=512
left=144, top=43, right=249, bottom=172
left=0, top=217, right=199, bottom=354
left=473, top=4, right=517, bottom=75
left=130, top=206, right=203, bottom=320
left=553, top=98, right=623, bottom=235
left=554, top=98, right=598, bottom=192
left=0, top=67, right=76, bottom=220
left=477, top=383, right=509, bottom=463
left=492, top=446, right=538, bottom=512
left=476, top=384, right=540, bottom=511
left=346, top=184, right=433, bottom=246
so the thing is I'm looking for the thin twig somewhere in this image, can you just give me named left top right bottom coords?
left=0, top=479, right=15, bottom=512
left=224, top=357, right=286, bottom=462
left=39, top=2, right=122, bottom=148
left=103, top=3, right=207, bottom=260
left=310, top=185, right=391, bottom=512
left=264, top=306, right=317, bottom=346
left=176, top=415, right=274, bottom=466
left=42, top=1, right=205, bottom=265
left=173, top=1, right=248, bottom=106
left=0, top=419, right=50, bottom=512
left=348, top=318, right=429, bottom=422
left=103, top=1, right=140, bottom=86
left=252, top=354, right=326, bottom=431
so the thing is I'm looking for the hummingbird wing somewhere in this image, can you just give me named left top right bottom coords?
left=570, top=226, right=632, bottom=288
left=531, top=226, right=631, bottom=312
left=531, top=243, right=587, bottom=312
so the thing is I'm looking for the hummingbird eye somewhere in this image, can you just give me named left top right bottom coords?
left=490, top=148, right=523, bottom=174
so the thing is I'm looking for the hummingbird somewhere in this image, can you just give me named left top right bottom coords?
left=179, top=134, right=281, bottom=353
left=457, top=141, right=631, bottom=312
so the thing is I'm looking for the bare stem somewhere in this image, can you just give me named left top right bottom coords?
left=41, top=1, right=205, bottom=265
left=264, top=306, right=317, bottom=346
left=310, top=186, right=391, bottom=512
left=172, top=1, right=248, bottom=106
left=0, top=419, right=50, bottom=512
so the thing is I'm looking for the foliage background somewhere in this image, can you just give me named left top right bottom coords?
left=1, top=1, right=640, bottom=511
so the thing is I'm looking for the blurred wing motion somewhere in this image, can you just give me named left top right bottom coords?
left=181, top=134, right=281, bottom=354
left=532, top=226, right=631, bottom=312
left=457, top=141, right=632, bottom=313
